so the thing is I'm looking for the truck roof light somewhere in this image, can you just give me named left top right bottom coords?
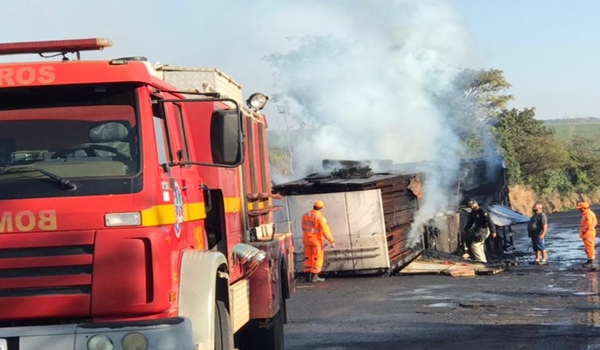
left=0, top=38, right=112, bottom=60
left=246, top=92, right=269, bottom=111
left=109, top=56, right=148, bottom=66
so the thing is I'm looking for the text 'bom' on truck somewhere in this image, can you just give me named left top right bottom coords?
left=0, top=37, right=294, bottom=350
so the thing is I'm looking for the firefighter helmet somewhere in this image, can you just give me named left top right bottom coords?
left=577, top=202, right=590, bottom=209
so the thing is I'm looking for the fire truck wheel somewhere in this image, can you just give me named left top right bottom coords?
left=242, top=308, right=284, bottom=350
left=215, top=300, right=234, bottom=350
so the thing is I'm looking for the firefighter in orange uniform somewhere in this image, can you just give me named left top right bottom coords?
left=577, top=202, right=598, bottom=269
left=302, top=200, right=335, bottom=282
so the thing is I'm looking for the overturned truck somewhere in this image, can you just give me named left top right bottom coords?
left=273, top=156, right=527, bottom=276
left=273, top=160, right=460, bottom=276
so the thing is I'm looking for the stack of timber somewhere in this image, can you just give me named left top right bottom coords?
left=273, top=162, right=425, bottom=275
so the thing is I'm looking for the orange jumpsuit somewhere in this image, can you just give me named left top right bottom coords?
left=580, top=208, right=598, bottom=260
left=301, top=210, right=335, bottom=274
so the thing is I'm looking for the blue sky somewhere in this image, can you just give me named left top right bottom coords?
left=1, top=0, right=598, bottom=121
left=456, top=0, right=600, bottom=119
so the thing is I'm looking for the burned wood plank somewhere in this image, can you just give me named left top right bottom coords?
left=386, top=224, right=411, bottom=237
left=384, top=209, right=415, bottom=228
left=273, top=169, right=428, bottom=276
left=387, top=233, right=411, bottom=248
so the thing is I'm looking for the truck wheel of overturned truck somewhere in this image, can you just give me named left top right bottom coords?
left=215, top=300, right=234, bottom=350
left=242, top=309, right=284, bottom=350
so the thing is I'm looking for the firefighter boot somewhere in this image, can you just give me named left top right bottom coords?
left=304, top=272, right=311, bottom=282
left=582, top=259, right=595, bottom=269
left=311, top=274, right=325, bottom=283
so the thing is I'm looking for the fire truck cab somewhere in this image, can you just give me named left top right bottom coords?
left=0, top=38, right=294, bottom=350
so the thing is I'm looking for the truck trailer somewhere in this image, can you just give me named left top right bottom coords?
left=273, top=161, right=433, bottom=276
left=0, top=38, right=294, bottom=350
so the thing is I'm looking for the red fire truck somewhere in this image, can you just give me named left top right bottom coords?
left=0, top=38, right=294, bottom=350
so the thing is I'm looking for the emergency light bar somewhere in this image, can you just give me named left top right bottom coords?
left=0, top=38, right=112, bottom=57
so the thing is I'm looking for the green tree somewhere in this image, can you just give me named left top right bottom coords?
left=459, top=68, right=514, bottom=121
left=493, top=108, right=571, bottom=188
left=564, top=138, right=600, bottom=192
left=438, top=68, right=514, bottom=156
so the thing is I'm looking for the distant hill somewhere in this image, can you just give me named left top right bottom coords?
left=544, top=117, right=600, bottom=124
left=268, top=121, right=600, bottom=147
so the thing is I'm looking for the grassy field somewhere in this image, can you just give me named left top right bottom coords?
left=546, top=122, right=600, bottom=143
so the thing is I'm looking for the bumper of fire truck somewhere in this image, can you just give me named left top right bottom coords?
left=0, top=317, right=194, bottom=350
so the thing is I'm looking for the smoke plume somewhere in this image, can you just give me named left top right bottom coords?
left=266, top=0, right=478, bottom=245
left=1, top=0, right=481, bottom=246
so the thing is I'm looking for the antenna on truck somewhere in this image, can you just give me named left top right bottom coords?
left=0, top=38, right=112, bottom=61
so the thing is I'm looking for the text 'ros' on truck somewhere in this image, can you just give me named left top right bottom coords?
left=0, top=37, right=295, bottom=350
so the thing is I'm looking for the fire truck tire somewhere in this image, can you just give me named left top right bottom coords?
left=215, top=300, right=234, bottom=350
left=242, top=308, right=284, bottom=350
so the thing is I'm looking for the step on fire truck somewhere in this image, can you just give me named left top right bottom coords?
left=0, top=38, right=294, bottom=350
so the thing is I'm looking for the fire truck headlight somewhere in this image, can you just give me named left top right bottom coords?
left=246, top=92, right=269, bottom=111
left=104, top=212, right=141, bottom=227
left=122, top=332, right=149, bottom=350
left=87, top=334, right=114, bottom=350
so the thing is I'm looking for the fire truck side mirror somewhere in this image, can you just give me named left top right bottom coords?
left=210, top=109, right=243, bottom=166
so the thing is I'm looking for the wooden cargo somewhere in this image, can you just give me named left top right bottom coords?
left=273, top=167, right=428, bottom=275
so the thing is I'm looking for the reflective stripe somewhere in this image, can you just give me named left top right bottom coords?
left=302, top=214, right=320, bottom=233
left=140, top=196, right=243, bottom=227
left=302, top=212, right=321, bottom=234
left=302, top=210, right=334, bottom=247
left=224, top=197, right=242, bottom=213
left=580, top=209, right=598, bottom=238
left=141, top=202, right=206, bottom=226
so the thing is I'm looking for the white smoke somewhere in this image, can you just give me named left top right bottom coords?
left=266, top=0, right=479, bottom=245
left=1, top=0, right=481, bottom=246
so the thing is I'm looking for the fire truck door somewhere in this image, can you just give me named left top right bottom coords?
left=168, top=101, right=205, bottom=247
left=152, top=97, right=195, bottom=246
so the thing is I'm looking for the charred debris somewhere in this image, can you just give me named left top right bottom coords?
left=273, top=157, right=528, bottom=275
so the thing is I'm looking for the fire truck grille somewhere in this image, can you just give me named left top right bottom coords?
left=0, top=245, right=92, bottom=258
left=0, top=286, right=91, bottom=298
left=0, top=245, right=94, bottom=298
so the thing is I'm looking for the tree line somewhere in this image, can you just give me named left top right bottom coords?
left=454, top=69, right=600, bottom=197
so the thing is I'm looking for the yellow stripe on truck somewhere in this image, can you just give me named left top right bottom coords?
left=141, top=197, right=242, bottom=227
left=224, top=197, right=242, bottom=213
left=141, top=202, right=206, bottom=226
left=247, top=200, right=272, bottom=211
left=186, top=202, right=206, bottom=221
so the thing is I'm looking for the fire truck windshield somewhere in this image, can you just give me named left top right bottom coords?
left=0, top=83, right=142, bottom=200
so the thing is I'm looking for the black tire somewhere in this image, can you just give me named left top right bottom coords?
left=280, top=258, right=290, bottom=324
left=268, top=309, right=285, bottom=350
left=238, top=262, right=287, bottom=350
left=242, top=309, right=284, bottom=350
left=215, top=300, right=234, bottom=350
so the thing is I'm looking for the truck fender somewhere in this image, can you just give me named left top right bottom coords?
left=179, top=250, right=229, bottom=350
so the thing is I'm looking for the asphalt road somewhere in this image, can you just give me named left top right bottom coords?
left=284, top=208, right=600, bottom=350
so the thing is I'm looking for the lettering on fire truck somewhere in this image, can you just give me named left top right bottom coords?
left=0, top=66, right=56, bottom=87
left=0, top=210, right=57, bottom=233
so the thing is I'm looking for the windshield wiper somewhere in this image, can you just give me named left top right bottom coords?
left=0, top=165, right=78, bottom=191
